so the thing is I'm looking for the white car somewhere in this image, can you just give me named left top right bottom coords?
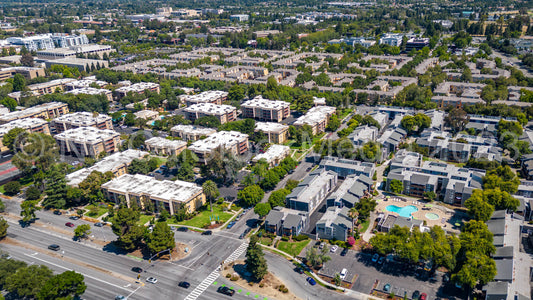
left=330, top=245, right=339, bottom=253
left=146, top=277, right=158, bottom=284
left=340, top=268, right=347, bottom=280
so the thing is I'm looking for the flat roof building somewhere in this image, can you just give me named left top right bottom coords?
left=188, top=130, right=248, bottom=162
left=293, top=106, right=336, bottom=135
left=64, top=87, right=113, bottom=101
left=54, top=127, right=120, bottom=158
left=134, top=110, right=159, bottom=120
left=0, top=102, right=69, bottom=124
left=145, top=137, right=187, bottom=156
left=0, top=67, right=45, bottom=81
left=37, top=44, right=115, bottom=60
left=114, top=82, right=160, bottom=99
left=184, top=103, right=237, bottom=124
left=101, top=174, right=206, bottom=214
left=180, top=90, right=228, bottom=106
left=0, top=118, right=50, bottom=152
left=170, top=124, right=217, bottom=141
left=44, top=57, right=109, bottom=72
left=66, top=149, right=149, bottom=187
left=241, top=96, right=290, bottom=122
left=252, top=144, right=291, bottom=167
left=286, top=168, right=338, bottom=215
left=51, top=112, right=113, bottom=134
left=255, top=122, right=289, bottom=144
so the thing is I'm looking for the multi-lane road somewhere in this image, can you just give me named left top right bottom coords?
left=0, top=195, right=355, bottom=300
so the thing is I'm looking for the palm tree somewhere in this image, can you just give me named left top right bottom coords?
left=202, top=180, right=219, bottom=214
left=349, top=207, right=359, bottom=231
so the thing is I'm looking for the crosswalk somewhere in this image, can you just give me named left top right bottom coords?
left=183, top=242, right=249, bottom=300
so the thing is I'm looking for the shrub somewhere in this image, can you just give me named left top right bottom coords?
left=226, top=273, right=231, bottom=278
left=259, top=283, right=264, bottom=288
left=4, top=181, right=21, bottom=196
left=278, top=285, right=289, bottom=293
left=293, top=234, right=309, bottom=241
left=230, top=275, right=239, bottom=281
left=25, top=186, right=41, bottom=200
left=281, top=236, right=289, bottom=242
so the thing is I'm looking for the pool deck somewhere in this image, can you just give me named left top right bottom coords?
left=375, top=197, right=460, bottom=231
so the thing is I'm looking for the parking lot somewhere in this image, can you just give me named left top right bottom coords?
left=309, top=243, right=467, bottom=300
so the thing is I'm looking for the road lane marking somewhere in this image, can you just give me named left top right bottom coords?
left=24, top=253, right=140, bottom=292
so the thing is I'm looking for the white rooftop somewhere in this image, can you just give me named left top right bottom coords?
left=180, top=90, right=228, bottom=104
left=293, top=106, right=336, bottom=127
left=65, top=87, right=111, bottom=96
left=145, top=137, right=187, bottom=149
left=101, top=174, right=203, bottom=203
left=252, top=144, right=290, bottom=163
left=66, top=149, right=149, bottom=186
left=115, top=82, right=159, bottom=93
left=0, top=118, right=48, bottom=136
left=170, top=124, right=217, bottom=137
left=53, top=112, right=111, bottom=127
left=0, top=102, right=67, bottom=122
left=255, top=122, right=289, bottom=133
left=55, top=127, right=119, bottom=144
left=242, top=96, right=290, bottom=109
left=189, top=130, right=248, bottom=153
left=185, top=103, right=236, bottom=115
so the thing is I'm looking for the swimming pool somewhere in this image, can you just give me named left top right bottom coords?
left=386, top=205, right=418, bottom=218
left=425, top=213, right=439, bottom=220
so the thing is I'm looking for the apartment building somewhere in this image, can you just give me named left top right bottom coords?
left=252, top=144, right=291, bottom=167
left=184, top=103, right=237, bottom=124
left=264, top=207, right=307, bottom=237
left=316, top=206, right=352, bottom=242
left=405, top=37, right=430, bottom=51
left=37, top=44, right=114, bottom=60
left=64, top=87, right=113, bottom=101
left=0, top=118, right=50, bottom=152
left=188, top=130, right=249, bottom=162
left=286, top=168, right=338, bottom=215
left=145, top=137, right=187, bottom=156
left=180, top=90, right=228, bottom=106
left=0, top=102, right=69, bottom=124
left=254, top=122, right=289, bottom=144
left=51, top=112, right=113, bottom=134
left=325, top=174, right=373, bottom=208
left=64, top=78, right=108, bottom=90
left=0, top=67, right=45, bottom=81
left=6, top=34, right=55, bottom=51
left=101, top=174, right=206, bottom=214
left=66, top=149, right=149, bottom=187
left=319, top=156, right=375, bottom=179
left=54, top=127, right=120, bottom=157
left=44, top=58, right=109, bottom=72
left=241, top=96, right=290, bottom=122
left=293, top=106, right=336, bottom=135
left=114, top=82, right=160, bottom=99
left=170, top=124, right=216, bottom=141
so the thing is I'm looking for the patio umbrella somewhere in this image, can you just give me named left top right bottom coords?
left=425, top=204, right=433, bottom=208
left=454, top=222, right=461, bottom=226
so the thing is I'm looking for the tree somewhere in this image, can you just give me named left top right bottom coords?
left=0, top=216, right=7, bottom=239
left=20, top=200, right=40, bottom=223
left=294, top=94, right=314, bottom=113
left=111, top=207, right=145, bottom=251
left=326, top=114, right=341, bottom=132
left=1, top=97, right=17, bottom=112
left=333, top=273, right=341, bottom=286
left=228, top=85, right=245, bottom=102
left=454, top=252, right=496, bottom=288
left=4, top=181, right=21, bottom=196
left=74, top=224, right=91, bottom=240
left=202, top=180, right=219, bottom=213
left=43, top=169, right=69, bottom=209
left=389, top=179, right=403, bottom=194
left=12, top=74, right=26, bottom=92
left=0, top=199, right=4, bottom=213
left=254, top=203, right=271, bottom=218
left=146, top=222, right=175, bottom=254
left=424, top=191, right=436, bottom=202
left=0, top=258, right=26, bottom=287
left=124, top=113, right=136, bottom=126
left=464, top=191, right=494, bottom=222
left=20, top=53, right=34, bottom=67
left=37, top=270, right=86, bottom=300
left=3, top=127, right=27, bottom=151
left=237, top=185, right=264, bottom=207
left=445, top=108, right=470, bottom=134
left=268, top=188, right=289, bottom=208
left=483, top=165, right=520, bottom=195
left=245, top=235, right=268, bottom=281
left=5, top=265, right=53, bottom=298
left=25, top=186, right=41, bottom=200
left=305, top=247, right=331, bottom=269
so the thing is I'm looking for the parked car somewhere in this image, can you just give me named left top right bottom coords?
left=177, top=227, right=188, bottom=232
left=340, top=248, right=348, bottom=256
left=202, top=230, right=212, bottom=235
left=48, top=244, right=60, bottom=251
left=319, top=242, right=325, bottom=249
left=178, top=281, right=190, bottom=289
left=412, top=290, right=420, bottom=300
left=378, top=256, right=385, bottom=265
left=69, top=216, right=80, bottom=220
left=339, top=268, right=347, bottom=280
left=306, top=277, right=316, bottom=286
left=295, top=267, right=304, bottom=274
left=115, top=296, right=126, bottom=300
left=372, top=254, right=380, bottom=262
left=443, top=274, right=450, bottom=283
left=217, top=286, right=235, bottom=296
left=65, top=222, right=75, bottom=228
left=420, top=293, right=427, bottom=300
left=383, top=283, right=391, bottom=292
left=146, top=277, right=157, bottom=284
left=227, top=221, right=236, bottom=229
left=94, top=222, right=103, bottom=227
left=330, top=245, right=338, bottom=253
left=131, top=267, right=143, bottom=273
left=53, top=210, right=62, bottom=215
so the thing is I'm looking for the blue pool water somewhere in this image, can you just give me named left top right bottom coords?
left=386, top=205, right=418, bottom=218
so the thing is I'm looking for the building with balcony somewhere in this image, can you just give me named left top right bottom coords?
left=184, top=103, right=237, bottom=124
left=254, top=122, right=289, bottom=144
left=293, top=106, right=336, bottom=135
left=145, top=137, right=187, bottom=156
left=0, top=118, right=50, bottom=152
left=170, top=125, right=217, bottom=141
left=188, top=130, right=248, bottom=162
left=241, top=96, right=290, bottom=122
left=0, top=102, right=69, bottom=124
left=54, top=127, right=120, bottom=157
left=51, top=112, right=112, bottom=133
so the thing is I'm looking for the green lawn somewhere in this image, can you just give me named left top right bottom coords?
left=258, top=237, right=273, bottom=246
left=359, top=219, right=370, bottom=233
left=177, top=205, right=233, bottom=228
left=276, top=239, right=310, bottom=257
left=84, top=204, right=109, bottom=218
left=137, top=214, right=154, bottom=226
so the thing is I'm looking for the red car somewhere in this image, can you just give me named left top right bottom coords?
left=65, top=222, right=75, bottom=228
left=420, top=293, right=427, bottom=300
